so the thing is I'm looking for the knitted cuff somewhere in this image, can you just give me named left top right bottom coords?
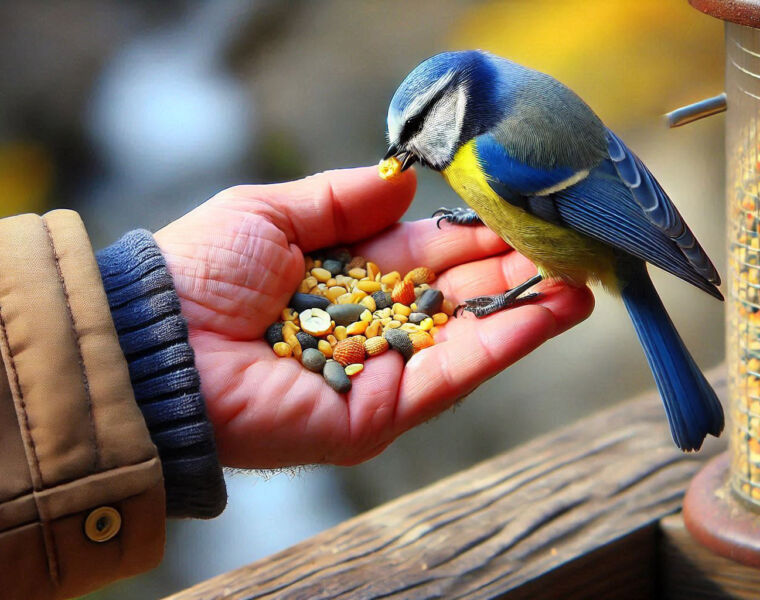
left=96, top=230, right=226, bottom=518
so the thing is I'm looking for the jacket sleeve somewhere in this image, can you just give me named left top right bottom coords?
left=96, top=229, right=226, bottom=519
left=0, top=210, right=165, bottom=600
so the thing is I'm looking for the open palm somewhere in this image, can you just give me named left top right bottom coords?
left=154, top=167, right=594, bottom=469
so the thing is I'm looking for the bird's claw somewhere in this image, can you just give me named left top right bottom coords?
left=455, top=291, right=541, bottom=318
left=432, top=207, right=482, bottom=229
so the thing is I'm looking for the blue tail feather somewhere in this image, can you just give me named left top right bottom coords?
left=619, top=262, right=723, bottom=451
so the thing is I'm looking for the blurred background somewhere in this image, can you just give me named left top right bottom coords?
left=0, top=1, right=726, bottom=597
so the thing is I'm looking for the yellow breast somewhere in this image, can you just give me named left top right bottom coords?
left=442, top=140, right=618, bottom=291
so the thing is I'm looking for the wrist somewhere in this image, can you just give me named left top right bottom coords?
left=96, top=229, right=226, bottom=518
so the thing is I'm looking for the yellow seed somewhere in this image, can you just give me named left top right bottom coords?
left=348, top=267, right=367, bottom=279
left=365, top=336, right=389, bottom=356
left=282, top=321, right=299, bottom=337
left=381, top=271, right=401, bottom=287
left=273, top=342, right=292, bottom=357
left=345, top=363, right=364, bottom=377
left=378, top=156, right=402, bottom=180
left=379, top=307, right=393, bottom=318
left=351, top=335, right=367, bottom=344
left=360, top=309, right=373, bottom=322
left=360, top=295, right=377, bottom=312
left=304, top=256, right=315, bottom=272
left=432, top=312, right=448, bottom=325
left=380, top=317, right=392, bottom=326
left=282, top=308, right=299, bottom=322
left=420, top=317, right=434, bottom=331
left=327, top=286, right=348, bottom=302
left=336, top=292, right=355, bottom=304
left=318, top=340, right=333, bottom=358
left=401, top=323, right=421, bottom=333
left=411, top=302, right=418, bottom=311
left=287, top=336, right=302, bottom=359
left=404, top=267, right=436, bottom=285
left=394, top=314, right=409, bottom=324
left=334, top=325, right=348, bottom=341
left=366, top=262, right=380, bottom=280
left=392, top=303, right=411, bottom=317
left=386, top=320, right=401, bottom=329
left=410, top=331, right=434, bottom=352
left=357, top=280, right=382, bottom=293
left=365, top=320, right=382, bottom=338
left=311, top=267, right=332, bottom=282
left=442, top=299, right=456, bottom=316
left=347, top=321, right=368, bottom=335
left=283, top=326, right=297, bottom=343
left=298, top=279, right=312, bottom=293
left=327, top=334, right=338, bottom=347
left=326, top=277, right=337, bottom=287
left=350, top=290, right=367, bottom=303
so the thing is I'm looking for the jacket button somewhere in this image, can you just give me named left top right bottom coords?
left=84, top=506, right=122, bottom=542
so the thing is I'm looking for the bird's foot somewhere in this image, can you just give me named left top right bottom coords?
left=432, top=207, right=482, bottom=229
left=456, top=291, right=541, bottom=318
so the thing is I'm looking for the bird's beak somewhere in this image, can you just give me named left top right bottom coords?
left=383, top=144, right=417, bottom=171
left=383, top=144, right=398, bottom=160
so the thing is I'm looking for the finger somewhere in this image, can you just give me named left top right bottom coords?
left=434, top=251, right=539, bottom=302
left=436, top=282, right=594, bottom=341
left=394, top=293, right=591, bottom=431
left=435, top=251, right=594, bottom=333
left=216, top=166, right=417, bottom=252
left=351, top=218, right=509, bottom=275
left=339, top=351, right=404, bottom=463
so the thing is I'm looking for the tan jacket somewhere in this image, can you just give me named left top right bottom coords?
left=0, top=211, right=165, bottom=599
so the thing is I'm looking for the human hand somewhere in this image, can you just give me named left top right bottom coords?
left=153, top=167, right=594, bottom=469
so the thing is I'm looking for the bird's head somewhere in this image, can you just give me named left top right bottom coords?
left=384, top=50, right=501, bottom=172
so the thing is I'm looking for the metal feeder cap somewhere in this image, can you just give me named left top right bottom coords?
left=690, top=0, right=760, bottom=28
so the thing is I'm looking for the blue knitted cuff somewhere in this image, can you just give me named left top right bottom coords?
left=97, top=230, right=227, bottom=519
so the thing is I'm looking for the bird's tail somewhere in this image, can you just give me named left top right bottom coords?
left=619, top=262, right=723, bottom=451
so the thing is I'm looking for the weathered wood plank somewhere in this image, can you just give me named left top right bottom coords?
left=659, top=513, right=760, bottom=600
left=168, top=380, right=726, bottom=600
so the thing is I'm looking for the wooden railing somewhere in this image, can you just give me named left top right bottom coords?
left=167, top=373, right=742, bottom=600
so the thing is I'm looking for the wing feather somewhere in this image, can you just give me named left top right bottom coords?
left=476, top=128, right=722, bottom=299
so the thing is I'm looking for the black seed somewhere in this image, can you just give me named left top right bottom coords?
left=384, top=328, right=414, bottom=361
left=323, top=359, right=351, bottom=393
left=325, top=247, right=352, bottom=264
left=290, top=293, right=331, bottom=313
left=265, top=322, right=284, bottom=346
left=409, top=312, right=428, bottom=324
left=296, top=331, right=319, bottom=350
left=416, top=289, right=443, bottom=315
left=327, top=303, right=366, bottom=326
left=322, top=259, right=344, bottom=276
left=371, top=291, right=393, bottom=310
left=302, top=348, right=327, bottom=373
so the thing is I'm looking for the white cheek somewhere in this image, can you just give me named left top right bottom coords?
left=412, top=85, right=467, bottom=166
left=387, top=112, right=402, bottom=144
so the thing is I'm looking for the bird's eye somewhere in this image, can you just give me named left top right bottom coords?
left=402, top=112, right=426, bottom=141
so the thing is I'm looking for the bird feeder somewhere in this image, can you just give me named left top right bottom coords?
left=671, top=0, right=760, bottom=567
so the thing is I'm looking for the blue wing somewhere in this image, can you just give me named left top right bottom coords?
left=475, top=130, right=722, bottom=299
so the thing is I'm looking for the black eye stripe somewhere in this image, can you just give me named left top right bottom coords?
left=400, top=84, right=451, bottom=143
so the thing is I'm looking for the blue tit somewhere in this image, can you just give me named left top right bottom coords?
left=382, top=50, right=723, bottom=451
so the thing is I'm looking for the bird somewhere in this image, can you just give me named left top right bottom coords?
left=380, top=50, right=723, bottom=452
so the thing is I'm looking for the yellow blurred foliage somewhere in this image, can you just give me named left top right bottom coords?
left=0, top=142, right=52, bottom=217
left=451, top=0, right=723, bottom=127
